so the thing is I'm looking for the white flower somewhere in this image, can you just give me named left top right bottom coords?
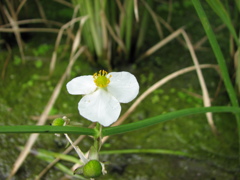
left=66, top=70, right=139, bottom=126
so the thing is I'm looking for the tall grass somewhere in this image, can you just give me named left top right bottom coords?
left=192, top=0, right=240, bottom=158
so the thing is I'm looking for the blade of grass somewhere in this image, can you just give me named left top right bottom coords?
left=0, top=27, right=60, bottom=33
left=0, top=18, right=63, bottom=28
left=136, top=28, right=183, bottom=62
left=125, top=0, right=134, bottom=57
left=35, top=148, right=83, bottom=165
left=236, top=0, right=240, bottom=12
left=236, top=48, right=240, bottom=93
left=142, top=0, right=164, bottom=39
left=192, top=0, right=240, bottom=159
left=0, top=126, right=95, bottom=135
left=206, top=0, right=239, bottom=46
left=99, top=0, right=108, bottom=51
left=102, top=106, right=240, bottom=137
left=100, top=149, right=194, bottom=158
left=85, top=0, right=102, bottom=57
left=1, top=106, right=239, bottom=137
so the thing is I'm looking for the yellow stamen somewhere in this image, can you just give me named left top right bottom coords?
left=93, top=70, right=111, bottom=88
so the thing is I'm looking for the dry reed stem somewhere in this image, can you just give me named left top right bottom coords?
left=167, top=0, right=173, bottom=23
left=0, top=27, right=60, bottom=33
left=100, top=11, right=108, bottom=51
left=16, top=0, right=27, bottom=15
left=58, top=5, right=81, bottom=62
left=156, top=16, right=186, bottom=46
left=107, top=40, right=112, bottom=72
left=35, top=0, right=49, bottom=27
left=137, top=28, right=217, bottom=133
left=101, top=11, right=126, bottom=54
left=53, top=0, right=74, bottom=8
left=3, top=6, right=25, bottom=62
left=134, top=0, right=139, bottom=22
left=63, top=5, right=81, bottom=54
left=142, top=0, right=164, bottom=39
left=137, top=28, right=184, bottom=61
left=1, top=43, right=11, bottom=80
left=8, top=46, right=85, bottom=179
left=0, top=19, right=63, bottom=28
left=4, top=0, right=17, bottom=19
left=49, top=16, right=88, bottom=74
left=182, top=30, right=216, bottom=134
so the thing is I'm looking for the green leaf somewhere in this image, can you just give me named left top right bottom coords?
left=37, top=148, right=83, bottom=165
left=102, top=106, right=240, bottom=136
left=0, top=125, right=96, bottom=136
left=100, top=149, right=194, bottom=159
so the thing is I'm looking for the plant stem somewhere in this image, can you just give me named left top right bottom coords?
left=102, top=106, right=240, bottom=136
left=0, top=125, right=95, bottom=135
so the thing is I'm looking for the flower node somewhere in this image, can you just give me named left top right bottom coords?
left=93, top=70, right=111, bottom=88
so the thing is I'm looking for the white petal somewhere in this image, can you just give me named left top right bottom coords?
left=66, top=76, right=96, bottom=95
left=78, top=89, right=121, bottom=126
left=107, top=71, right=139, bottom=103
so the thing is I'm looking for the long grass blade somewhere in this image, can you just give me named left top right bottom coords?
left=0, top=126, right=95, bottom=135
left=103, top=106, right=240, bottom=136
left=192, top=0, right=240, bottom=160
left=206, top=0, right=239, bottom=46
left=100, top=149, right=194, bottom=158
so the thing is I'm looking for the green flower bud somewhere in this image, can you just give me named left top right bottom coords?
left=52, top=118, right=65, bottom=126
left=83, top=160, right=102, bottom=178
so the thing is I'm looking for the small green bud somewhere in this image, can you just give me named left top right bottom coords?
left=83, top=160, right=102, bottom=178
left=52, top=118, right=65, bottom=126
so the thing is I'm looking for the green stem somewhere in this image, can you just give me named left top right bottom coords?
left=0, top=125, right=95, bottom=135
left=100, top=149, right=194, bottom=158
left=1, top=107, right=240, bottom=136
left=191, top=0, right=239, bottom=107
left=102, top=106, right=240, bottom=136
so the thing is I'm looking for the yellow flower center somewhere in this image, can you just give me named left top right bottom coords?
left=93, top=70, right=111, bottom=88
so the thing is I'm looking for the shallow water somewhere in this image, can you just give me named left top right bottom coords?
left=1, top=1, right=240, bottom=179
left=1, top=50, right=239, bottom=179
